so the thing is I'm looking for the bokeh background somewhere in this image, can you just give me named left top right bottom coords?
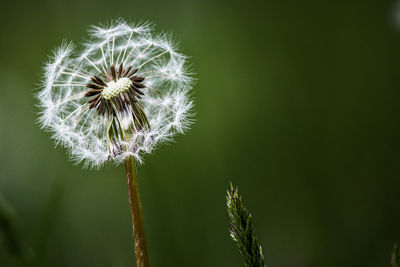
left=1, top=0, right=400, bottom=266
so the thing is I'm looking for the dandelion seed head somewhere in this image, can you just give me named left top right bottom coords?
left=38, top=20, right=194, bottom=168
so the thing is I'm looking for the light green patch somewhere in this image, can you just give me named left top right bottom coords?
left=102, top=77, right=132, bottom=100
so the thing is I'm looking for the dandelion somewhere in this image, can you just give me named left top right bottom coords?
left=38, top=20, right=193, bottom=167
left=37, top=19, right=194, bottom=267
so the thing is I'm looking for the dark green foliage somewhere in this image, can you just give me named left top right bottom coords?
left=392, top=244, right=400, bottom=267
left=0, top=195, right=33, bottom=266
left=0, top=196, right=23, bottom=258
left=226, top=184, right=266, bottom=267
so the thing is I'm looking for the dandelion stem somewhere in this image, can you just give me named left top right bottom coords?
left=124, top=156, right=150, bottom=267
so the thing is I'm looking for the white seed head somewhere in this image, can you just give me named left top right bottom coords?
left=37, top=19, right=194, bottom=168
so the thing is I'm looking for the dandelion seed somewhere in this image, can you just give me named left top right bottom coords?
left=38, top=20, right=194, bottom=168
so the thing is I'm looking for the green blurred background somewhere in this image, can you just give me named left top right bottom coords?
left=1, top=0, right=400, bottom=266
